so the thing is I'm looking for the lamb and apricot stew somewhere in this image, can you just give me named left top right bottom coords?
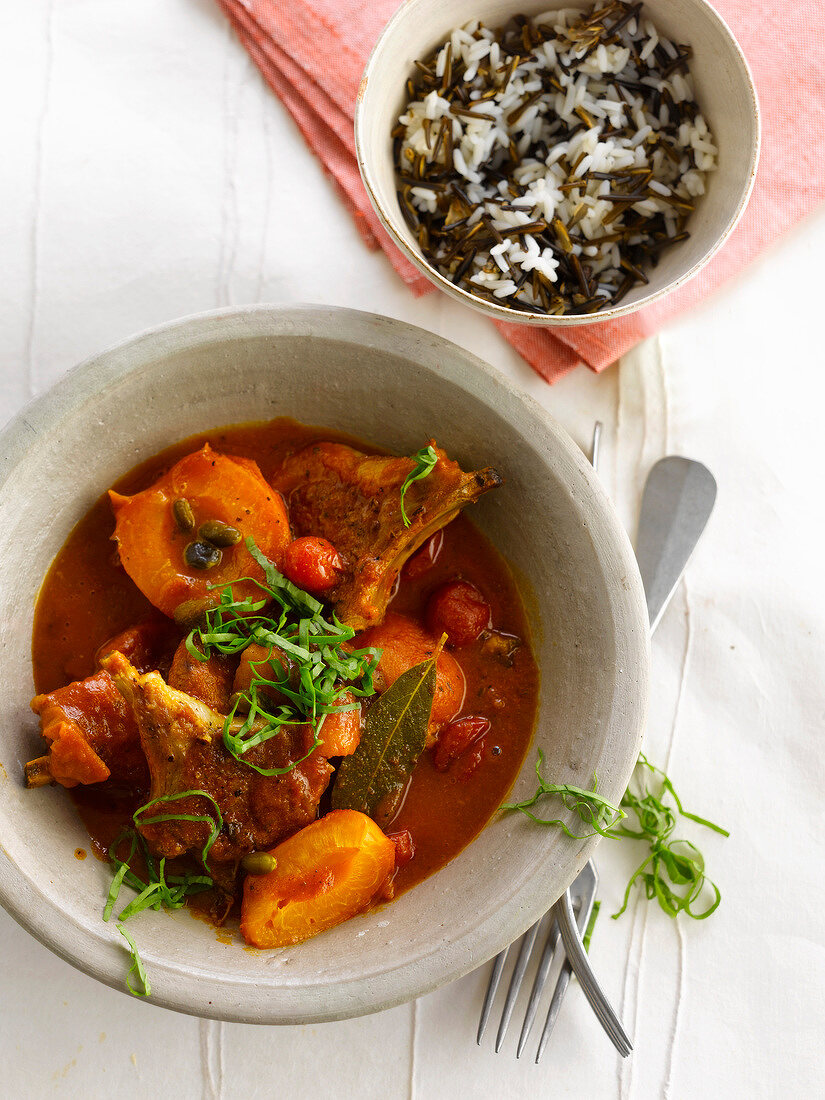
left=26, top=419, right=538, bottom=979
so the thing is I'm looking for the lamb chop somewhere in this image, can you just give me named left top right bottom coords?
left=100, top=651, right=331, bottom=871
left=271, top=441, right=501, bottom=629
left=25, top=616, right=178, bottom=790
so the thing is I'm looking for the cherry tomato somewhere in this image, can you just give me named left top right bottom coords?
left=386, top=829, right=415, bottom=868
left=404, top=530, right=444, bottom=579
left=454, top=737, right=488, bottom=782
left=426, top=580, right=491, bottom=646
left=433, top=715, right=491, bottom=772
left=283, top=536, right=344, bottom=594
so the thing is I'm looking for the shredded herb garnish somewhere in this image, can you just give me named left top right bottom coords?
left=505, top=751, right=728, bottom=920
left=104, top=789, right=224, bottom=997
left=104, top=789, right=222, bottom=923
left=502, top=749, right=626, bottom=838
left=399, top=446, right=438, bottom=527
left=117, top=924, right=151, bottom=998
left=186, top=537, right=380, bottom=775
left=582, top=900, right=601, bottom=953
left=610, top=754, right=729, bottom=921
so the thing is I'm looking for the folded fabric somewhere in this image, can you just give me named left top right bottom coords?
left=218, top=0, right=825, bottom=383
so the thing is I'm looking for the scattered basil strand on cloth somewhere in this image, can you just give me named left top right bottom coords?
left=610, top=753, right=729, bottom=920
left=333, top=638, right=444, bottom=822
left=399, top=445, right=438, bottom=527
left=582, top=900, right=601, bottom=952
left=505, top=751, right=728, bottom=920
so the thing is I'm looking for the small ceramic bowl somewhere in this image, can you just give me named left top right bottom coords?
left=355, top=0, right=760, bottom=326
left=0, top=306, right=649, bottom=1022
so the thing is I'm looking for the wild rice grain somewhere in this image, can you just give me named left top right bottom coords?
left=394, top=2, right=717, bottom=316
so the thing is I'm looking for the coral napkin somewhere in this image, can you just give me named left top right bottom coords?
left=217, top=0, right=825, bottom=383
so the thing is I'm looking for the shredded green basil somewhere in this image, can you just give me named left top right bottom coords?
left=105, top=789, right=224, bottom=997
left=502, top=748, right=625, bottom=838
left=399, top=445, right=438, bottom=527
left=185, top=537, right=380, bottom=775
left=104, top=789, right=222, bottom=924
left=504, top=751, right=728, bottom=921
left=582, top=900, right=601, bottom=952
left=610, top=754, right=728, bottom=920
left=117, top=924, right=151, bottom=998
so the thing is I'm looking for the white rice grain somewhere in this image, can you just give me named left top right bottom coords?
left=396, top=3, right=717, bottom=312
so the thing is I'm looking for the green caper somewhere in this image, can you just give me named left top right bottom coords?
left=198, top=519, right=242, bottom=547
left=184, top=540, right=222, bottom=570
left=241, top=852, right=278, bottom=876
left=172, top=497, right=196, bottom=533
left=228, top=691, right=251, bottom=714
left=173, top=597, right=216, bottom=629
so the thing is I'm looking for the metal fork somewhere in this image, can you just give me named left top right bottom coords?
left=477, top=862, right=619, bottom=1060
left=477, top=424, right=717, bottom=1062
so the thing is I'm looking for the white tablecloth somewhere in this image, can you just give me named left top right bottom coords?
left=2, top=3, right=822, bottom=1097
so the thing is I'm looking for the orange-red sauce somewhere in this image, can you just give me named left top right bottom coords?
left=31, top=419, right=538, bottom=908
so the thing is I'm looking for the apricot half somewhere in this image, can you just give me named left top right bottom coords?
left=240, top=809, right=395, bottom=948
left=357, top=612, right=466, bottom=741
left=109, top=444, right=290, bottom=617
left=233, top=647, right=361, bottom=758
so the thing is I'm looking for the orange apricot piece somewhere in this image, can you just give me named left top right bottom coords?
left=240, top=809, right=395, bottom=949
left=316, top=693, right=361, bottom=757
left=357, top=612, right=465, bottom=742
left=233, top=647, right=361, bottom=757
left=109, top=444, right=290, bottom=618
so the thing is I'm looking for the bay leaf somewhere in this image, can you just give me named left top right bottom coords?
left=331, top=650, right=438, bottom=820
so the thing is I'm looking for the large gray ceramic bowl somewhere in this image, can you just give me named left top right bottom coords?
left=0, top=305, right=648, bottom=1023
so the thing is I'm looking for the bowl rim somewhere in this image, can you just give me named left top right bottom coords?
left=354, top=0, right=761, bottom=327
left=0, top=304, right=650, bottom=1022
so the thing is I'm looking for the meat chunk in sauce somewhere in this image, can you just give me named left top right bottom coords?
left=168, top=639, right=235, bottom=713
left=101, top=651, right=332, bottom=867
left=27, top=670, right=140, bottom=789
left=25, top=617, right=178, bottom=789
left=272, top=442, right=501, bottom=630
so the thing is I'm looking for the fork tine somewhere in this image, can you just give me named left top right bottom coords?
left=477, top=948, right=508, bottom=1044
left=591, top=420, right=603, bottom=468
left=534, top=877, right=597, bottom=1063
left=535, top=959, right=572, bottom=1063
left=494, top=919, right=542, bottom=1051
left=515, top=918, right=562, bottom=1058
left=556, top=889, right=633, bottom=1056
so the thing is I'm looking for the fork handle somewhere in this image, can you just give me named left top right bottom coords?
left=554, top=890, right=633, bottom=1057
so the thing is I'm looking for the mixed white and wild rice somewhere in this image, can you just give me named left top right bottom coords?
left=393, top=2, right=718, bottom=316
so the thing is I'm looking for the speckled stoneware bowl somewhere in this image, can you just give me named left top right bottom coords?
left=0, top=306, right=649, bottom=1023
left=355, top=0, right=760, bottom=326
